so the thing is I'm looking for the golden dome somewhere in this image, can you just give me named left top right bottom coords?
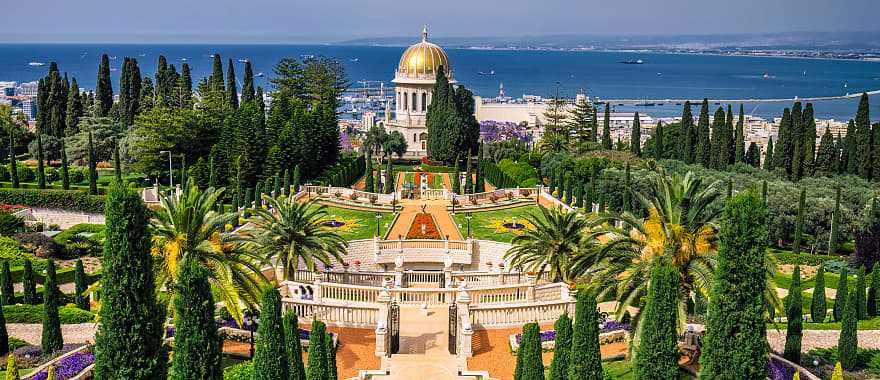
left=396, top=27, right=452, bottom=79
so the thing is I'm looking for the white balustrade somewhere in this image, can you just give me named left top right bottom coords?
left=469, top=300, right=576, bottom=328
left=281, top=298, right=378, bottom=328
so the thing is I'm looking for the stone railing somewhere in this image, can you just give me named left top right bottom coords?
left=419, top=188, right=449, bottom=200
left=469, top=300, right=576, bottom=328
left=539, top=186, right=575, bottom=211
left=452, top=188, right=535, bottom=204
left=303, top=186, right=398, bottom=205
left=374, top=238, right=473, bottom=265
left=452, top=272, right=531, bottom=286
left=281, top=297, right=379, bottom=329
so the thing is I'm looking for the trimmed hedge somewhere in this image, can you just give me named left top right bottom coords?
left=52, top=224, right=105, bottom=245
left=223, top=361, right=253, bottom=380
left=2, top=304, right=95, bottom=323
left=771, top=249, right=837, bottom=266
left=0, top=189, right=106, bottom=213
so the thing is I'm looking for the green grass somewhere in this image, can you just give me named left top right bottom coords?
left=768, top=316, right=880, bottom=331
left=541, top=360, right=696, bottom=380
left=451, top=205, right=544, bottom=243
left=319, top=205, right=395, bottom=241
left=432, top=174, right=444, bottom=189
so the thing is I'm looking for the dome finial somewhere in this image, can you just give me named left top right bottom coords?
left=422, top=25, right=428, bottom=42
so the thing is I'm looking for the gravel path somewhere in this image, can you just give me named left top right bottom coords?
left=767, top=329, right=880, bottom=352
left=7, top=323, right=97, bottom=345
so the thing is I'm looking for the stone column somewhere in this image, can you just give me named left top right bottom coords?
left=526, top=273, right=537, bottom=302
left=313, top=277, right=323, bottom=303
left=444, top=254, right=453, bottom=288
left=394, top=254, right=404, bottom=287
left=374, top=288, right=391, bottom=357
left=456, top=287, right=473, bottom=357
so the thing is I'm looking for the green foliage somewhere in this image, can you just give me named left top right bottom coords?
left=870, top=264, right=880, bottom=317
left=0, top=189, right=105, bottom=213
left=784, top=265, right=803, bottom=362
left=834, top=267, right=849, bottom=322
left=548, top=313, right=572, bottom=380
left=1, top=304, right=94, bottom=323
left=0, top=213, right=23, bottom=236
left=284, top=311, right=306, bottom=380
left=634, top=259, right=679, bottom=380
left=223, top=361, right=253, bottom=380
left=856, top=266, right=868, bottom=320
left=770, top=250, right=836, bottom=266
left=253, top=288, right=288, bottom=380
left=94, top=182, right=168, bottom=379
left=73, top=259, right=88, bottom=311
left=21, top=260, right=36, bottom=305
left=6, top=354, right=19, bottom=380
left=0, top=262, right=11, bottom=306
left=170, top=258, right=222, bottom=380
left=514, top=322, right=544, bottom=380
left=496, top=159, right=540, bottom=187
left=700, top=191, right=769, bottom=379
left=0, top=295, right=7, bottom=356
left=325, top=332, right=337, bottom=380
left=41, top=260, right=62, bottom=354
left=812, top=264, right=827, bottom=322
left=306, top=320, right=327, bottom=380
left=567, top=292, right=602, bottom=380
left=839, top=287, right=859, bottom=370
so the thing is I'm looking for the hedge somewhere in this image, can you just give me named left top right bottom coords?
left=0, top=189, right=106, bottom=213
left=52, top=224, right=105, bottom=245
left=2, top=304, right=95, bottom=323
left=223, top=361, right=253, bottom=380
left=771, top=249, right=838, bottom=266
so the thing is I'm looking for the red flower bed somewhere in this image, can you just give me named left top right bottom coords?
left=0, top=204, right=27, bottom=213
left=406, top=213, right=442, bottom=239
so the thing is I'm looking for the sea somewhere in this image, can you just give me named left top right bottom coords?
left=2, top=43, right=879, bottom=121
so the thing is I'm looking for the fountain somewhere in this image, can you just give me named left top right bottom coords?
left=502, top=216, right=526, bottom=230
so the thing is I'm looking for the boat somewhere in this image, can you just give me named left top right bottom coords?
left=478, top=70, right=496, bottom=75
left=349, top=58, right=360, bottom=62
left=180, top=57, right=188, bottom=61
left=301, top=54, right=315, bottom=60
left=621, top=59, right=644, bottom=64
left=238, top=58, right=249, bottom=63
left=255, top=72, right=264, bottom=77
left=28, top=62, right=44, bottom=66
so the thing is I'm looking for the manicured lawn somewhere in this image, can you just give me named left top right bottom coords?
left=318, top=205, right=395, bottom=240
left=543, top=360, right=696, bottom=380
left=768, top=316, right=880, bottom=331
left=451, top=205, right=545, bottom=243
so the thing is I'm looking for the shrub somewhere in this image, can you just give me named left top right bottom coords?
left=823, top=259, right=850, bottom=275
left=14, top=233, right=61, bottom=258
left=223, top=361, right=253, bottom=380
left=0, top=236, right=39, bottom=269
left=51, top=224, right=105, bottom=246
left=2, top=304, right=95, bottom=324
left=0, top=189, right=105, bottom=213
left=770, top=250, right=837, bottom=266
left=0, top=213, right=24, bottom=236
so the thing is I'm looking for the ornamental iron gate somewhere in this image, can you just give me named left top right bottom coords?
left=387, top=302, right=400, bottom=356
left=448, top=303, right=458, bottom=354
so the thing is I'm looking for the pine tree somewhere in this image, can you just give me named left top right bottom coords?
left=833, top=267, right=849, bottom=322
left=696, top=99, right=711, bottom=166
left=41, top=260, right=62, bottom=353
left=284, top=311, right=306, bottom=380
left=94, top=182, right=167, bottom=379
left=793, top=189, right=806, bottom=253
left=0, top=262, right=11, bottom=306
left=856, top=266, right=868, bottom=320
left=734, top=104, right=745, bottom=163
left=87, top=132, right=97, bottom=195
left=601, top=103, right=612, bottom=150
left=170, top=258, right=222, bottom=380
left=226, top=59, right=238, bottom=109
left=811, top=264, right=827, bottom=322
left=838, top=287, right=859, bottom=370
left=635, top=258, right=679, bottom=380
left=630, top=112, right=641, bottom=157
left=306, top=320, right=327, bottom=380
left=548, top=313, right=572, bottom=380
left=514, top=322, right=544, bottom=380
left=700, top=191, right=769, bottom=379
left=567, top=96, right=594, bottom=143
left=567, top=292, right=602, bottom=380
left=254, top=288, right=288, bottom=380
left=783, top=265, right=803, bottom=363
left=22, top=260, right=36, bottom=305
left=854, top=93, right=872, bottom=179
left=764, top=137, right=774, bottom=171
left=681, top=101, right=694, bottom=162
left=241, top=61, right=255, bottom=104
left=869, top=264, right=880, bottom=317
left=95, top=54, right=113, bottom=117
left=74, top=259, right=89, bottom=310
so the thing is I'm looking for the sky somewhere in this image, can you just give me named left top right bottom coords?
left=1, top=0, right=878, bottom=43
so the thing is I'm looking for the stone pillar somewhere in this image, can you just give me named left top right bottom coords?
left=456, top=287, right=473, bottom=357
left=313, top=277, right=323, bottom=303
left=375, top=288, right=391, bottom=357
left=394, top=254, right=404, bottom=287
left=526, top=273, right=537, bottom=302
left=444, top=254, right=453, bottom=288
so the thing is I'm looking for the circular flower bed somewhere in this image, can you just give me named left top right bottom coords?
left=502, top=222, right=527, bottom=230
left=320, top=220, right=347, bottom=228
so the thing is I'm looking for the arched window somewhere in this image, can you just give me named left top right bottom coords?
left=403, top=92, right=408, bottom=110
left=412, top=92, right=417, bottom=111
left=422, top=92, right=427, bottom=112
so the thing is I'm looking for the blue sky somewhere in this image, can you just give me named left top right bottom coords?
left=2, top=0, right=878, bottom=43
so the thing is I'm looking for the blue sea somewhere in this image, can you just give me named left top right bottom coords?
left=1, top=43, right=879, bottom=121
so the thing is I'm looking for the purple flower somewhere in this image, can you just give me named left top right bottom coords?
left=31, top=352, right=95, bottom=380
left=514, top=321, right=631, bottom=344
left=767, top=357, right=801, bottom=380
left=479, top=120, right=533, bottom=143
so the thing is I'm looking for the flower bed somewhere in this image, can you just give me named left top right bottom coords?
left=30, top=351, right=94, bottom=380
left=406, top=213, right=441, bottom=239
left=14, top=344, right=84, bottom=370
left=509, top=321, right=631, bottom=352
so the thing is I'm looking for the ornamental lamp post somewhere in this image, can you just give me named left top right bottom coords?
left=465, top=212, right=473, bottom=237
left=375, top=212, right=382, bottom=237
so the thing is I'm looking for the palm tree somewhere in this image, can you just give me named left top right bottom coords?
left=151, top=179, right=267, bottom=324
left=241, top=196, right=348, bottom=280
left=504, top=206, right=592, bottom=283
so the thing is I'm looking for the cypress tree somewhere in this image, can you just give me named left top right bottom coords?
left=774, top=108, right=792, bottom=173
left=630, top=112, right=641, bottom=157
left=22, top=260, right=36, bottom=305
left=745, top=142, right=760, bottom=167
left=623, top=163, right=631, bottom=213
left=241, top=61, right=255, bottom=103
left=209, top=53, right=225, bottom=93
left=635, top=258, right=679, bottom=380
left=811, top=264, right=827, bottom=323
left=383, top=159, right=393, bottom=194
left=830, top=186, right=841, bottom=253
left=815, top=128, right=838, bottom=176
left=255, top=183, right=264, bottom=208
left=36, top=132, right=45, bottom=189
left=838, top=287, right=859, bottom=370
left=601, top=103, right=612, bottom=150
left=734, top=104, right=745, bottom=163
left=0, top=262, right=11, bottom=305
left=292, top=165, right=301, bottom=191
left=654, top=121, right=664, bottom=160
left=856, top=266, right=868, bottom=320
left=74, top=259, right=89, bottom=310
left=464, top=154, right=473, bottom=194
left=833, top=267, right=848, bottom=322
left=364, top=153, right=374, bottom=193
left=0, top=294, right=7, bottom=356
left=567, top=292, right=602, bottom=380
left=791, top=102, right=804, bottom=178
left=475, top=143, right=485, bottom=193
left=179, top=63, right=193, bottom=108
left=8, top=133, right=18, bottom=189
left=869, top=264, right=880, bottom=317
left=793, top=188, right=806, bottom=253
left=306, top=320, right=327, bottom=380
left=764, top=137, right=774, bottom=171
left=87, top=132, right=97, bottom=195
left=762, top=180, right=768, bottom=205
left=680, top=101, right=694, bottom=162
left=226, top=59, right=238, bottom=109
left=452, top=156, right=461, bottom=195
left=700, top=191, right=769, bottom=379
left=831, top=362, right=843, bottom=380
left=854, top=93, right=872, bottom=179
left=514, top=322, right=544, bottom=380
left=710, top=107, right=728, bottom=170
left=169, top=258, right=222, bottom=380
left=325, top=332, right=337, bottom=380
left=113, top=143, right=122, bottom=182
left=548, top=313, right=572, bottom=380
left=696, top=98, right=711, bottom=166
left=41, top=260, right=62, bottom=354
left=95, top=54, right=113, bottom=117
left=783, top=265, right=803, bottom=363
left=725, top=105, right=735, bottom=164
left=283, top=168, right=291, bottom=196
left=843, top=120, right=857, bottom=174
left=283, top=311, right=306, bottom=380
left=253, top=288, right=288, bottom=380
left=802, top=103, right=817, bottom=176
left=60, top=139, right=69, bottom=190
left=94, top=182, right=167, bottom=379
left=273, top=172, right=281, bottom=196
